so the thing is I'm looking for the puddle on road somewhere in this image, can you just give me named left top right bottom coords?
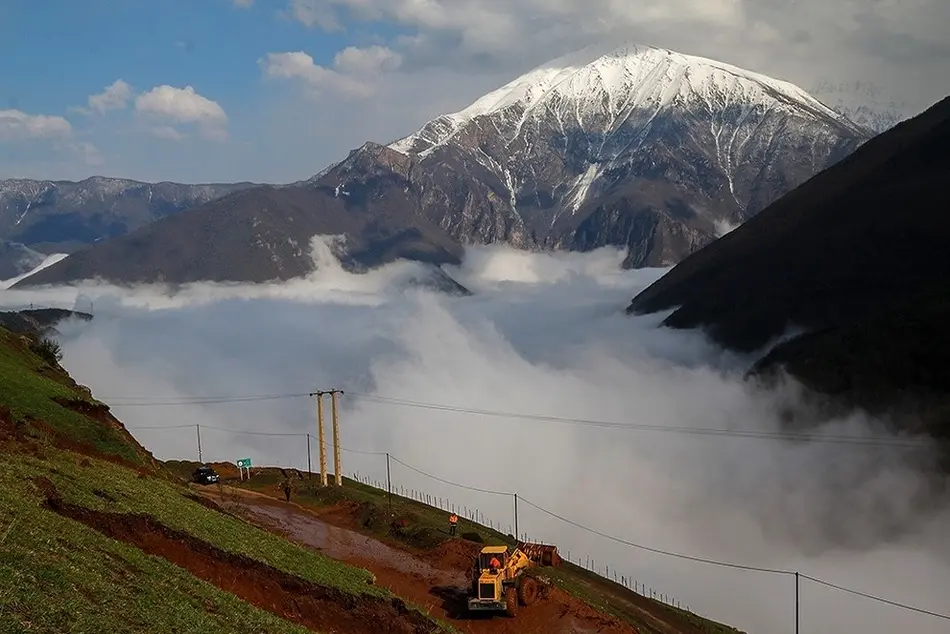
left=227, top=499, right=468, bottom=587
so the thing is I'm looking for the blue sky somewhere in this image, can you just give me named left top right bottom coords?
left=0, top=0, right=945, bottom=184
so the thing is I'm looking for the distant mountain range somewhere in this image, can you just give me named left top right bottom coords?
left=0, top=177, right=254, bottom=254
left=628, top=94, right=950, bottom=446
left=12, top=43, right=874, bottom=287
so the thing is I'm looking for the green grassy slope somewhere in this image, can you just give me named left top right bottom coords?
left=0, top=325, right=452, bottom=634
left=0, top=328, right=151, bottom=467
left=0, top=452, right=316, bottom=634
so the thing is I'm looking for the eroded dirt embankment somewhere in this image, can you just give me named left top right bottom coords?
left=203, top=486, right=644, bottom=634
left=37, top=478, right=442, bottom=634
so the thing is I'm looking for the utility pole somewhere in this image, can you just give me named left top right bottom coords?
left=329, top=389, right=344, bottom=486
left=514, top=493, right=519, bottom=542
left=795, top=572, right=800, bottom=634
left=386, top=452, right=393, bottom=513
left=196, top=424, right=203, bottom=464
left=309, top=391, right=328, bottom=486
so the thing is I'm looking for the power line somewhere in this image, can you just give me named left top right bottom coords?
left=103, top=392, right=311, bottom=406
left=515, top=494, right=794, bottom=576
left=124, top=423, right=196, bottom=431
left=126, top=422, right=389, bottom=451
left=390, top=455, right=950, bottom=621
left=123, top=420, right=950, bottom=623
left=200, top=424, right=307, bottom=437
left=108, top=389, right=934, bottom=449
left=799, top=574, right=950, bottom=621
left=389, top=455, right=513, bottom=496
left=348, top=392, right=933, bottom=449
left=342, top=447, right=387, bottom=456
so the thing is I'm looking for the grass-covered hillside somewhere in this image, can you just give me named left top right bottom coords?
left=0, top=321, right=450, bottom=634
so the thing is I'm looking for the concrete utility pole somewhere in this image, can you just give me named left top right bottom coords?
left=329, top=389, right=344, bottom=486
left=310, top=391, right=329, bottom=486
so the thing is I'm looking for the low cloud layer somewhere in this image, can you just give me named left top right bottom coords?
left=3, top=242, right=949, bottom=633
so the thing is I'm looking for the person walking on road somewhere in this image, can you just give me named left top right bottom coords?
left=448, top=512, right=458, bottom=536
left=278, top=477, right=294, bottom=502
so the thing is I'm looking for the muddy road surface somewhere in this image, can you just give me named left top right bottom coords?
left=201, top=486, right=641, bottom=634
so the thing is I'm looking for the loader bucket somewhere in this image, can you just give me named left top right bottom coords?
left=520, top=542, right=561, bottom=567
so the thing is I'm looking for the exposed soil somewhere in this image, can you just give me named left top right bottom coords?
left=0, top=406, right=21, bottom=442
left=202, top=486, right=643, bottom=634
left=38, top=481, right=443, bottom=634
left=1, top=397, right=161, bottom=478
left=50, top=396, right=162, bottom=470
left=26, top=416, right=153, bottom=474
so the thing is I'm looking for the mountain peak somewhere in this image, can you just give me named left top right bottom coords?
left=390, top=42, right=860, bottom=157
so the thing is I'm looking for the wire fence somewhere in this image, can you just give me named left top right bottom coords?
left=115, top=400, right=950, bottom=632
left=347, top=470, right=694, bottom=611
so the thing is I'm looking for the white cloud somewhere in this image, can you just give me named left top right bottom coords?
left=72, top=141, right=103, bottom=166
left=88, top=79, right=133, bottom=114
left=283, top=0, right=342, bottom=30
left=151, top=126, right=185, bottom=142
left=0, top=109, right=72, bottom=141
left=135, top=85, right=229, bottom=141
left=4, top=243, right=949, bottom=634
left=333, top=45, right=403, bottom=75
left=261, top=48, right=399, bottom=99
left=278, top=0, right=948, bottom=120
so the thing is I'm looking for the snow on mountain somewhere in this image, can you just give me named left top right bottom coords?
left=387, top=42, right=871, bottom=266
left=1, top=250, right=69, bottom=290
left=391, top=43, right=861, bottom=157
left=0, top=240, right=48, bottom=281
left=809, top=80, right=909, bottom=134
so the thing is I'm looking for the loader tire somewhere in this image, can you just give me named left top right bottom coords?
left=519, top=575, right=539, bottom=606
left=505, top=587, right=518, bottom=617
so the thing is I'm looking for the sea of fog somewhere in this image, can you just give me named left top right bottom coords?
left=3, top=238, right=948, bottom=634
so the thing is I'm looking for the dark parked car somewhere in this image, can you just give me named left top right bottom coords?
left=192, top=465, right=220, bottom=485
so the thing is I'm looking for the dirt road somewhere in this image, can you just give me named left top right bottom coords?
left=201, top=486, right=640, bottom=634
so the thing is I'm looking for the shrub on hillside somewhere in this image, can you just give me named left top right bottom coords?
left=31, top=337, right=63, bottom=365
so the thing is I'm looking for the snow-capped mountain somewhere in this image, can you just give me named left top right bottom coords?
left=387, top=42, right=871, bottom=266
left=17, top=43, right=874, bottom=286
left=0, top=176, right=255, bottom=253
left=810, top=80, right=909, bottom=134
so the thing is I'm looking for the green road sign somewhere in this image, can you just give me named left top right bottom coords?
left=236, top=458, right=252, bottom=468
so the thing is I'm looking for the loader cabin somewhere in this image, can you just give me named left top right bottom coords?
left=478, top=546, right=509, bottom=572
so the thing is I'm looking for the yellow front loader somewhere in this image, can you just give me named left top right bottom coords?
left=466, top=543, right=560, bottom=617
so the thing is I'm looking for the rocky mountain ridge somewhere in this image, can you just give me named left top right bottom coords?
left=0, top=176, right=255, bottom=254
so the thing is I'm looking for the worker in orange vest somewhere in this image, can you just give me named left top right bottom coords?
left=448, top=512, right=458, bottom=536
left=489, top=555, right=501, bottom=572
